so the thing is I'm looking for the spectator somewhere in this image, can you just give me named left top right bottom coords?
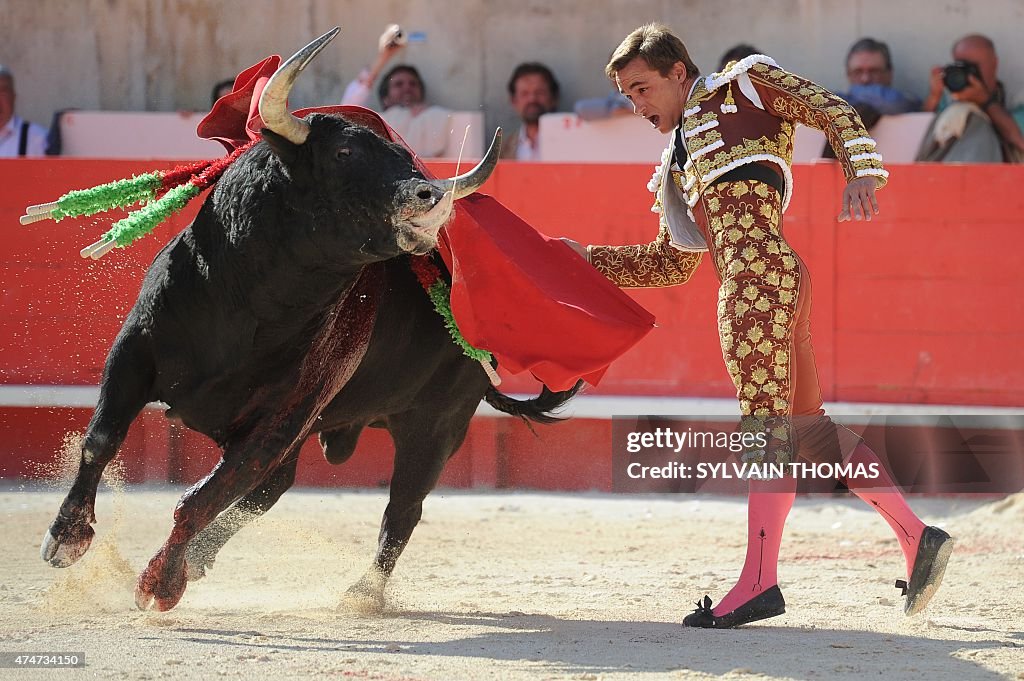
left=503, top=62, right=560, bottom=160
left=0, top=65, right=48, bottom=157
left=917, top=33, right=1024, bottom=163
left=718, top=43, right=761, bottom=71
left=341, top=24, right=453, bottom=158
left=839, top=38, right=921, bottom=118
left=820, top=38, right=922, bottom=159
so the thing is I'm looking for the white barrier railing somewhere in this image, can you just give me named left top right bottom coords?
left=56, top=110, right=486, bottom=161
left=540, top=111, right=935, bottom=164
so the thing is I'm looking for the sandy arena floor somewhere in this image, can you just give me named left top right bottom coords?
left=1, top=478, right=1022, bottom=680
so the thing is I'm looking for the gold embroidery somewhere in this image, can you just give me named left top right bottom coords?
left=589, top=223, right=704, bottom=288
left=684, top=110, right=717, bottom=131
left=680, top=61, right=887, bottom=202
left=688, top=128, right=723, bottom=151
left=703, top=179, right=800, bottom=467
left=748, top=67, right=887, bottom=187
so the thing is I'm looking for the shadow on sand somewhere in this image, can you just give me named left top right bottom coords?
left=174, top=610, right=1020, bottom=679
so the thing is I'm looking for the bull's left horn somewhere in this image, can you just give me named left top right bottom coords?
left=259, top=27, right=340, bottom=145
left=441, top=128, right=502, bottom=199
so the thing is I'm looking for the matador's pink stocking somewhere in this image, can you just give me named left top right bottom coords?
left=712, top=475, right=796, bottom=617
left=841, top=442, right=926, bottom=577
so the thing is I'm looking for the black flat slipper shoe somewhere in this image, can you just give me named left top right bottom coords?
left=896, top=525, right=954, bottom=616
left=682, top=585, right=786, bottom=628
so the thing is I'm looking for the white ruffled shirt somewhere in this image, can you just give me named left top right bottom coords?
left=0, top=115, right=48, bottom=157
left=341, top=70, right=452, bottom=158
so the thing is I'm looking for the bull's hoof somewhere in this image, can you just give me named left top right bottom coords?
left=40, top=519, right=95, bottom=567
left=135, top=551, right=188, bottom=612
left=340, top=570, right=387, bottom=614
left=340, top=589, right=385, bottom=614
left=339, top=569, right=387, bottom=614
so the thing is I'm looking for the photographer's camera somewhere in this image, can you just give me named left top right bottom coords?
left=942, top=60, right=981, bottom=93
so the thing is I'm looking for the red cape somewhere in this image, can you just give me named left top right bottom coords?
left=198, top=57, right=656, bottom=392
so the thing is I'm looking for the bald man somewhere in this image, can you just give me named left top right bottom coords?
left=918, top=34, right=1024, bottom=162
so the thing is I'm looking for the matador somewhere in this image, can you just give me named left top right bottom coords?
left=562, top=23, right=953, bottom=629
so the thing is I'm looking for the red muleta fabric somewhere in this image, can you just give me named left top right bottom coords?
left=197, top=57, right=656, bottom=392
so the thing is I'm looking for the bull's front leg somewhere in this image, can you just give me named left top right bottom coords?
left=344, top=414, right=467, bottom=610
left=41, top=435, right=110, bottom=567
left=135, top=429, right=301, bottom=611
left=344, top=498, right=427, bottom=611
left=43, top=333, right=152, bottom=568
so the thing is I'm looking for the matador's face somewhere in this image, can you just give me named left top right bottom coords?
left=615, top=57, right=689, bottom=134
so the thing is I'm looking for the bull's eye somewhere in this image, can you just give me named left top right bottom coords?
left=335, top=147, right=351, bottom=159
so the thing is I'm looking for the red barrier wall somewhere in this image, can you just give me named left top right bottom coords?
left=2, top=159, right=1022, bottom=489
left=4, top=159, right=1023, bottom=402
left=0, top=405, right=607, bottom=491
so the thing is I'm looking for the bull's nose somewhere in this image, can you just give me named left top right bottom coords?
left=415, top=183, right=437, bottom=202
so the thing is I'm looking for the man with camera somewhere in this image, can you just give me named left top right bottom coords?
left=341, top=24, right=453, bottom=158
left=917, top=34, right=1024, bottom=163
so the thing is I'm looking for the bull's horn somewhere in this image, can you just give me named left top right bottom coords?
left=441, top=128, right=502, bottom=199
left=259, top=27, right=340, bottom=145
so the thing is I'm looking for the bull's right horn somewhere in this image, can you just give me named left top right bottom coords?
left=259, top=27, right=340, bottom=145
left=441, top=128, right=502, bottom=199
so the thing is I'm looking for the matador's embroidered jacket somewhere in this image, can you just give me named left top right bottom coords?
left=588, top=55, right=889, bottom=288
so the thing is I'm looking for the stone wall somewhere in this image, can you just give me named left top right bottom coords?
left=3, top=0, right=1023, bottom=141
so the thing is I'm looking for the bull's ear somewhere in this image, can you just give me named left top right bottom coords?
left=261, top=127, right=301, bottom=166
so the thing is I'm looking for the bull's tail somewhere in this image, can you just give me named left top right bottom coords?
left=483, top=380, right=583, bottom=425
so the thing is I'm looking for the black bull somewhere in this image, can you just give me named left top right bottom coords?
left=39, top=31, right=579, bottom=612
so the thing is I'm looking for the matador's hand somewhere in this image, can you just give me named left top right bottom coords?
left=838, top=177, right=880, bottom=222
left=560, top=237, right=590, bottom=261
